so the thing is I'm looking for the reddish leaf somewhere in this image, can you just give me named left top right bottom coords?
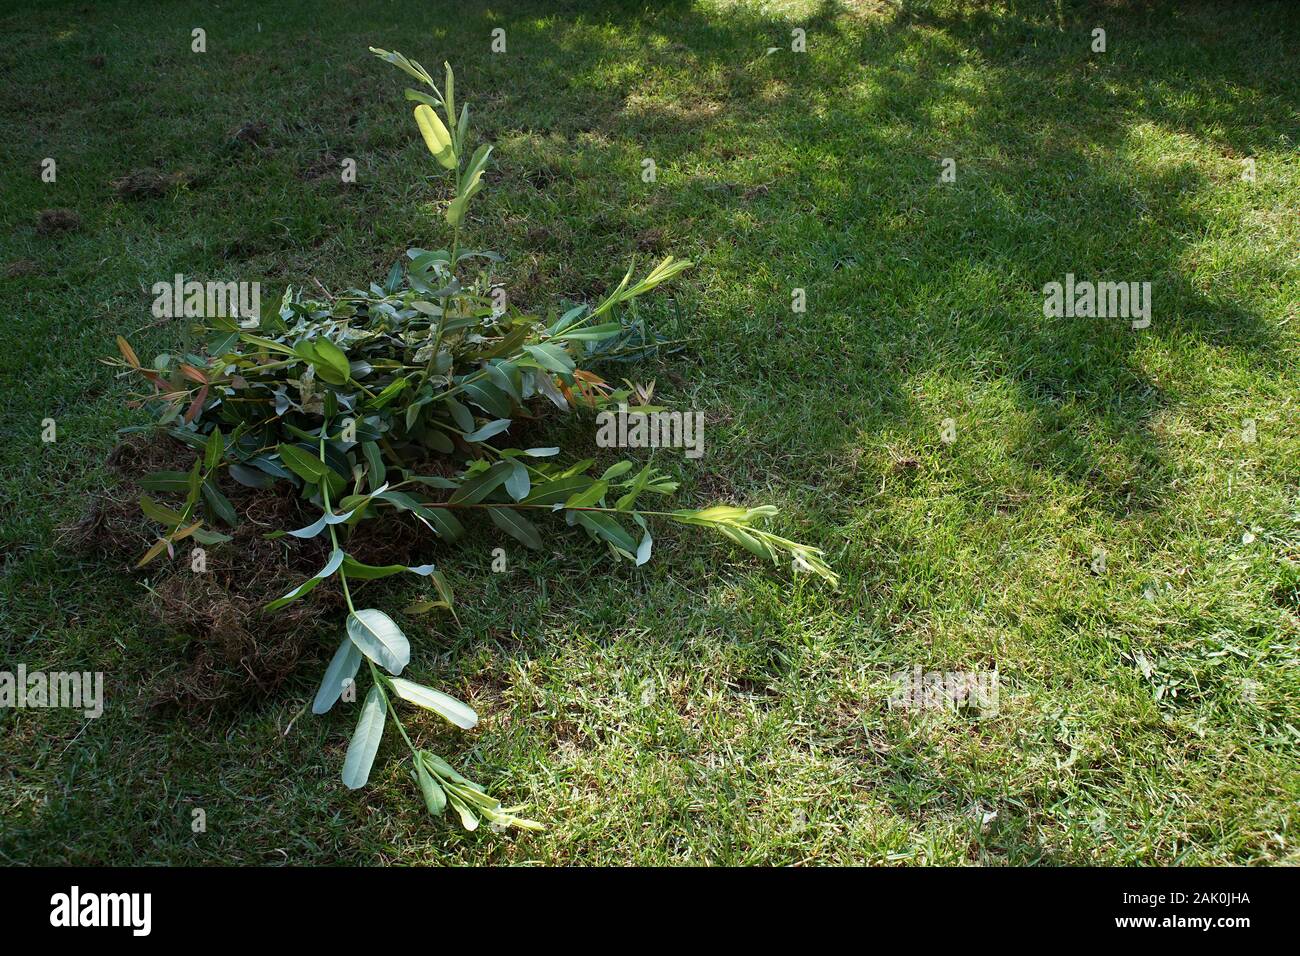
left=179, top=363, right=209, bottom=384
left=183, top=384, right=209, bottom=423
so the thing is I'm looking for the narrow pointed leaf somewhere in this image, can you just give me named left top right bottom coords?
left=488, top=506, right=542, bottom=549
left=277, top=443, right=330, bottom=483
left=524, top=475, right=593, bottom=506
left=388, top=678, right=478, bottom=729
left=342, top=685, right=386, bottom=790
left=575, top=512, right=639, bottom=555
left=447, top=792, right=480, bottom=831
left=313, top=635, right=362, bottom=715
left=460, top=379, right=511, bottom=417
left=463, top=419, right=511, bottom=442
left=340, top=556, right=441, bottom=581
left=265, top=548, right=344, bottom=611
left=416, top=757, right=447, bottom=815
left=564, top=480, right=608, bottom=509
left=448, top=461, right=511, bottom=504
left=524, top=342, right=575, bottom=374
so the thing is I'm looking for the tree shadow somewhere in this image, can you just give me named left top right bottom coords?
left=491, top=0, right=1292, bottom=521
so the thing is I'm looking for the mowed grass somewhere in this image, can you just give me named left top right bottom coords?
left=1, top=0, right=1297, bottom=864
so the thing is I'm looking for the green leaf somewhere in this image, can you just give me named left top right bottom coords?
left=139, top=495, right=188, bottom=528
left=718, top=526, right=773, bottom=560
left=415, top=757, right=447, bottom=816
left=408, top=475, right=459, bottom=490
left=625, top=255, right=692, bottom=299
left=183, top=461, right=203, bottom=505
left=247, top=455, right=292, bottom=479
left=635, top=521, right=653, bottom=566
left=505, top=460, right=530, bottom=500
left=371, top=46, right=437, bottom=88
left=444, top=396, right=475, bottom=432
left=551, top=322, right=622, bottom=342
left=403, top=88, right=441, bottom=111
left=448, top=461, right=511, bottom=504
left=362, top=441, right=386, bottom=488
left=203, top=427, right=224, bottom=471
left=564, top=480, right=608, bottom=509
left=201, top=478, right=238, bottom=526
left=375, top=490, right=464, bottom=541
left=313, top=338, right=352, bottom=382
left=277, top=443, right=329, bottom=483
left=428, top=567, right=455, bottom=609
left=560, top=458, right=595, bottom=478
left=139, top=470, right=192, bottom=493
left=601, top=461, right=635, bottom=482
left=523, top=342, right=575, bottom=374
left=532, top=371, right=567, bottom=410
left=548, top=304, right=588, bottom=335
left=456, top=103, right=469, bottom=149
left=523, top=475, right=593, bottom=506
left=340, top=556, right=441, bottom=581
left=443, top=780, right=497, bottom=810
left=312, top=635, right=362, bottom=715
left=575, top=512, right=639, bottom=555
left=446, top=144, right=491, bottom=225
left=228, top=463, right=274, bottom=489
left=239, top=332, right=297, bottom=355
left=423, top=752, right=473, bottom=785
left=443, top=62, right=455, bottom=135
left=340, top=557, right=408, bottom=580
left=265, top=548, right=344, bottom=612
left=460, top=378, right=512, bottom=418
left=485, top=363, right=521, bottom=402
left=420, top=426, right=454, bottom=454
left=384, top=261, right=403, bottom=295
left=190, top=527, right=232, bottom=545
left=447, top=792, right=480, bottom=831
left=463, top=419, right=511, bottom=442
left=488, top=506, right=542, bottom=549
left=272, top=487, right=382, bottom=539
left=295, top=340, right=348, bottom=386
left=369, top=376, right=408, bottom=409
left=375, top=489, right=425, bottom=513
left=388, top=678, right=478, bottom=729
left=342, top=684, right=386, bottom=790
left=616, top=463, right=654, bottom=511
left=669, top=504, right=778, bottom=526
left=347, top=608, right=411, bottom=675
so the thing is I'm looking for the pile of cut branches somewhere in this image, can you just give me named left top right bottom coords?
left=109, top=49, right=835, bottom=830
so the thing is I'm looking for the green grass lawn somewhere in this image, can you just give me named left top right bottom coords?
left=1, top=0, right=1297, bottom=865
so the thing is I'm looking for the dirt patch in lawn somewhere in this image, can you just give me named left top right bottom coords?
left=110, top=169, right=189, bottom=199
left=36, top=209, right=81, bottom=235
left=64, top=434, right=432, bottom=714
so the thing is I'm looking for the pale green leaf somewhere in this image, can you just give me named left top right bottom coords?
left=347, top=608, right=411, bottom=675
left=342, top=685, right=386, bottom=790
left=312, top=635, right=362, bottom=715
left=388, top=678, right=478, bottom=729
